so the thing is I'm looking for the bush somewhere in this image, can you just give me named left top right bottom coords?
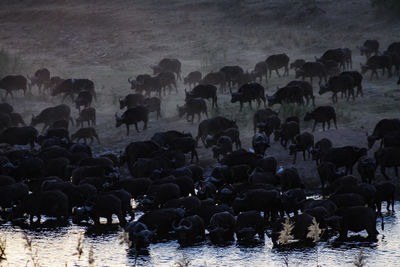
left=371, top=0, right=400, bottom=15
left=0, top=49, right=24, bottom=78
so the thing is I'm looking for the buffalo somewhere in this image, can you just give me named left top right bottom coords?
left=115, top=106, right=148, bottom=136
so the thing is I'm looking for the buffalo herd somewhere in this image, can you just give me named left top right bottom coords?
left=0, top=41, right=398, bottom=255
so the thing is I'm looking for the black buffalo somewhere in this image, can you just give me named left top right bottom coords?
left=367, top=119, right=400, bottom=149
left=361, top=55, right=392, bottom=79
left=358, top=40, right=379, bottom=59
left=115, top=106, right=148, bottom=136
left=151, top=58, right=182, bottom=80
left=119, top=94, right=145, bottom=109
left=196, top=116, right=237, bottom=146
left=185, top=84, right=218, bottom=109
left=0, top=75, right=27, bottom=100
left=183, top=71, right=202, bottom=88
left=52, top=78, right=96, bottom=102
left=304, top=106, right=337, bottom=132
left=230, top=83, right=266, bottom=111
left=31, top=104, right=73, bottom=132
left=265, top=53, right=290, bottom=77
left=295, top=62, right=327, bottom=84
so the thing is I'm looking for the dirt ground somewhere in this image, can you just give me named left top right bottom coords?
left=0, top=0, right=400, bottom=195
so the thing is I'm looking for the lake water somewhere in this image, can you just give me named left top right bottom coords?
left=0, top=202, right=399, bottom=267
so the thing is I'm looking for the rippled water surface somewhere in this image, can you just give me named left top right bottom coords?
left=1, top=202, right=400, bottom=267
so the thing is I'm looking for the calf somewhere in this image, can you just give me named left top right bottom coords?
left=252, top=133, right=269, bottom=155
left=74, top=90, right=93, bottom=111
left=289, top=132, right=314, bottom=164
left=295, top=62, right=327, bottom=84
left=119, top=94, right=145, bottom=109
left=304, top=106, right=337, bottom=132
left=212, top=136, right=233, bottom=162
left=76, top=107, right=96, bottom=127
left=322, top=146, right=367, bottom=174
left=185, top=85, right=218, bottom=109
left=374, top=147, right=400, bottom=180
left=230, top=83, right=266, bottom=111
left=274, top=121, right=300, bottom=149
left=115, top=106, right=148, bottom=136
left=178, top=97, right=207, bottom=122
left=265, top=53, right=290, bottom=77
left=319, top=74, right=355, bottom=103
left=183, top=71, right=202, bottom=88
left=71, top=127, right=100, bottom=144
left=361, top=55, right=392, bottom=79
left=196, top=116, right=237, bottom=146
left=144, top=97, right=161, bottom=119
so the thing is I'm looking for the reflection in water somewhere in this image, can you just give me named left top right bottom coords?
left=0, top=203, right=399, bottom=266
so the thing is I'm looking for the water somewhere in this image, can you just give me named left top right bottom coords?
left=1, top=203, right=400, bottom=267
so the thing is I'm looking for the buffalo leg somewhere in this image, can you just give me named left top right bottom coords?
left=134, top=123, right=139, bottom=133
left=322, top=121, right=325, bottom=131
left=293, top=152, right=297, bottom=164
left=249, top=101, right=253, bottom=110
left=126, top=125, right=130, bottom=136
left=312, top=121, right=317, bottom=132
left=275, top=69, right=281, bottom=77
left=198, top=113, right=201, bottom=122
left=303, top=150, right=307, bottom=161
left=240, top=102, right=243, bottom=112
left=327, top=120, right=331, bottom=130
left=95, top=134, right=100, bottom=144
left=395, top=166, right=398, bottom=176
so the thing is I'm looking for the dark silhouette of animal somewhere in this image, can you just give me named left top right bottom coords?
left=295, top=62, right=327, bottom=84
left=20, top=190, right=69, bottom=224
left=267, top=86, right=304, bottom=106
left=76, top=107, right=96, bottom=127
left=387, top=42, right=400, bottom=57
left=270, top=213, right=314, bottom=246
left=322, top=146, right=367, bottom=174
left=9, top=113, right=25, bottom=127
left=185, top=85, right=218, bottom=109
left=71, top=127, right=100, bottom=144
left=311, top=138, right=333, bottom=165
left=286, top=80, right=315, bottom=105
left=220, top=149, right=262, bottom=169
left=357, top=157, right=376, bottom=184
left=374, top=147, right=400, bottom=179
left=183, top=71, right=202, bottom=88
left=83, top=194, right=126, bottom=226
left=220, top=65, right=244, bottom=88
left=128, top=76, right=162, bottom=97
left=151, top=58, right=182, bottom=80
left=119, top=94, right=145, bottom=109
left=205, top=127, right=241, bottom=149
left=256, top=115, right=281, bottom=138
left=138, top=208, right=184, bottom=238
left=166, top=136, right=199, bottom=163
left=28, top=68, right=50, bottom=94
left=74, top=90, right=92, bottom=111
left=212, top=136, right=233, bottom=162
left=173, top=215, right=205, bottom=245
left=144, top=97, right=161, bottom=119
left=252, top=133, right=269, bottom=155
left=230, top=83, right=266, bottom=111
left=157, top=71, right=177, bottom=95
left=358, top=40, right=379, bottom=59
left=274, top=121, right=300, bottom=149
left=318, top=161, right=343, bottom=195
left=316, top=48, right=347, bottom=70
left=290, top=59, right=306, bottom=70
left=340, top=71, right=363, bottom=97
left=236, top=210, right=265, bottom=241
left=319, top=74, right=355, bottom=102
left=0, top=75, right=27, bottom=99
left=289, top=132, right=314, bottom=164
left=208, top=211, right=236, bottom=243
left=382, top=131, right=400, bottom=147
left=115, top=106, right=148, bottom=136
left=326, top=206, right=381, bottom=241
left=367, top=119, right=400, bottom=148
left=361, top=55, right=392, bottom=79
left=199, top=72, right=226, bottom=92
left=196, top=116, right=237, bottom=146
left=0, top=126, right=38, bottom=149
left=253, top=108, right=279, bottom=134
left=265, top=53, right=290, bottom=77
left=253, top=61, right=268, bottom=83
left=398, top=76, right=400, bottom=85
left=52, top=78, right=95, bottom=102
left=375, top=183, right=395, bottom=214
left=178, top=97, right=208, bottom=122
left=0, top=103, right=13, bottom=114
left=31, top=104, right=73, bottom=132
left=304, top=106, right=337, bottom=132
